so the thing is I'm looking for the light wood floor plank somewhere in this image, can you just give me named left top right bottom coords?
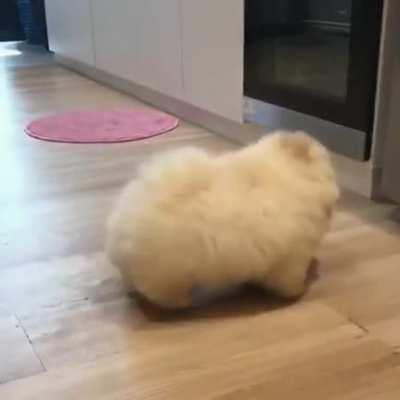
left=1, top=41, right=400, bottom=399
left=0, top=316, right=44, bottom=384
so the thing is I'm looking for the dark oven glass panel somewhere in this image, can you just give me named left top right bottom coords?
left=244, top=0, right=383, bottom=133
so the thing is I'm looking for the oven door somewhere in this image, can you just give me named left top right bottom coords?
left=244, top=0, right=384, bottom=160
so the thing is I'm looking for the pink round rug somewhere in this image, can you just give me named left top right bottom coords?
left=26, top=109, right=179, bottom=143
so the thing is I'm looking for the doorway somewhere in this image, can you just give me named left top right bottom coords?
left=0, top=0, right=48, bottom=47
left=0, top=0, right=24, bottom=42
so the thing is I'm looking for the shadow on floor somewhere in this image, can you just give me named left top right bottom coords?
left=131, top=260, right=320, bottom=323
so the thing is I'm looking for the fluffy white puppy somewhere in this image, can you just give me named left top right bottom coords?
left=106, top=131, right=339, bottom=308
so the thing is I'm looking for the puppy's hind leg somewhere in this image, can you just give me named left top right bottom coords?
left=260, top=255, right=312, bottom=299
left=140, top=280, right=193, bottom=310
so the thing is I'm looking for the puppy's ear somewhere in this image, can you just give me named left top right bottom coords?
left=279, top=132, right=314, bottom=162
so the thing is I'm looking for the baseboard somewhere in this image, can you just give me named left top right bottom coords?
left=55, top=55, right=265, bottom=146
left=55, top=54, right=379, bottom=199
left=329, top=153, right=374, bottom=198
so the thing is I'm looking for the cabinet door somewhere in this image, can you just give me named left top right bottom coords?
left=181, top=0, right=244, bottom=121
left=45, top=0, right=95, bottom=65
left=91, top=0, right=142, bottom=85
left=92, top=0, right=183, bottom=99
left=142, top=1, right=183, bottom=98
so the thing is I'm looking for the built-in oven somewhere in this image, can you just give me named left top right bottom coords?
left=244, top=0, right=384, bottom=160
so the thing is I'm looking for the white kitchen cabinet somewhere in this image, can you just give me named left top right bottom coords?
left=144, top=1, right=183, bottom=99
left=45, top=0, right=95, bottom=65
left=45, top=0, right=244, bottom=122
left=92, top=0, right=183, bottom=99
left=91, top=0, right=142, bottom=85
left=180, top=0, right=244, bottom=121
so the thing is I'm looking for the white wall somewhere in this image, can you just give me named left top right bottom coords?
left=181, top=0, right=244, bottom=122
left=45, top=0, right=95, bottom=66
left=92, top=0, right=183, bottom=100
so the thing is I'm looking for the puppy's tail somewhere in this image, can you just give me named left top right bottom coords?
left=279, top=131, right=318, bottom=162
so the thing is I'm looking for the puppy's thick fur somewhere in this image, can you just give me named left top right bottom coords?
left=107, top=131, right=339, bottom=308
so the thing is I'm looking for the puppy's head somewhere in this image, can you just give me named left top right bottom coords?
left=262, top=131, right=335, bottom=179
left=260, top=131, right=340, bottom=208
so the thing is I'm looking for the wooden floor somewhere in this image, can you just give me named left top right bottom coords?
left=1, top=43, right=400, bottom=399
